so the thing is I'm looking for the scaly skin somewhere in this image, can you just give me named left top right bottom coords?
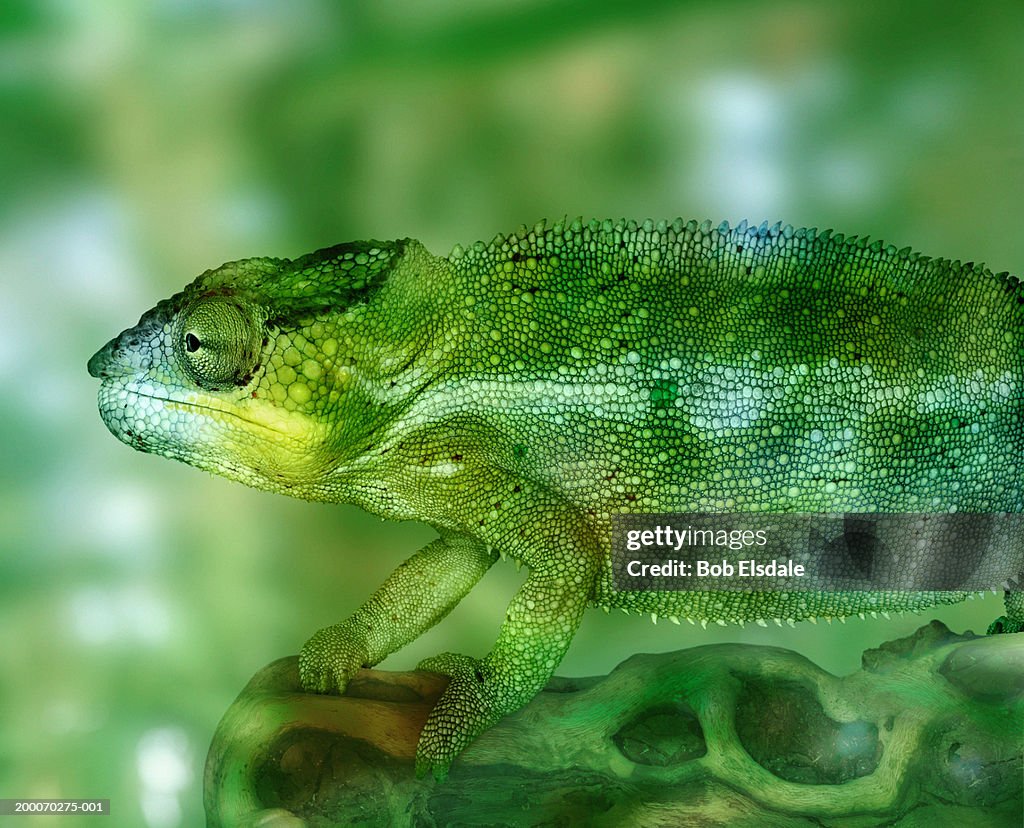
left=88, top=218, right=1023, bottom=777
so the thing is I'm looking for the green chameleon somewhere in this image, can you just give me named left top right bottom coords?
left=88, top=218, right=1023, bottom=777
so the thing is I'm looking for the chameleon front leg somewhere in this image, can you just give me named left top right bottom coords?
left=299, top=533, right=498, bottom=694
left=415, top=516, right=600, bottom=779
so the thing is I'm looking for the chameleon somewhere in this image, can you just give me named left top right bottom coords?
left=88, top=218, right=1023, bottom=777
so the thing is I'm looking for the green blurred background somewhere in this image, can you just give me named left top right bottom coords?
left=2, top=1, right=1021, bottom=824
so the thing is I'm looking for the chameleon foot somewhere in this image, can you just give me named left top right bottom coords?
left=986, top=616, right=1024, bottom=635
left=415, top=652, right=507, bottom=781
left=987, top=589, right=1024, bottom=635
left=298, top=622, right=369, bottom=694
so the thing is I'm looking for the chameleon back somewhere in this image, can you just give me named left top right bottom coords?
left=406, top=218, right=1023, bottom=518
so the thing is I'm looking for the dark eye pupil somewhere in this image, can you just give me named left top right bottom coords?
left=185, top=332, right=202, bottom=353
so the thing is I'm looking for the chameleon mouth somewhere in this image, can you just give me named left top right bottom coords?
left=135, top=388, right=285, bottom=434
left=94, top=377, right=339, bottom=501
left=95, top=381, right=290, bottom=445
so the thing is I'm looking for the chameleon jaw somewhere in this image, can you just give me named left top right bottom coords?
left=95, top=381, right=335, bottom=496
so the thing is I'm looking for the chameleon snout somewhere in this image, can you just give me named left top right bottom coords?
left=87, top=338, right=117, bottom=379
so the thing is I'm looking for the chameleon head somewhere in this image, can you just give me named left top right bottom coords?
left=87, top=245, right=400, bottom=498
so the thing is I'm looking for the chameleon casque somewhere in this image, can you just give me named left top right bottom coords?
left=88, top=218, right=1023, bottom=777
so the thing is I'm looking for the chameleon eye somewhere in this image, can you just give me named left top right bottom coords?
left=175, top=297, right=262, bottom=389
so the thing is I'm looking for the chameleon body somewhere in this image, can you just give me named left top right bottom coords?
left=88, top=218, right=1023, bottom=776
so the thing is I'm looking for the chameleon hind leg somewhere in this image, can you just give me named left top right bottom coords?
left=987, top=587, right=1024, bottom=634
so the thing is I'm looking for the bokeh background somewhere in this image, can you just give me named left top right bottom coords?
left=2, top=1, right=1022, bottom=824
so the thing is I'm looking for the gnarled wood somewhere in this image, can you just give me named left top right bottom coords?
left=205, top=622, right=1023, bottom=827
